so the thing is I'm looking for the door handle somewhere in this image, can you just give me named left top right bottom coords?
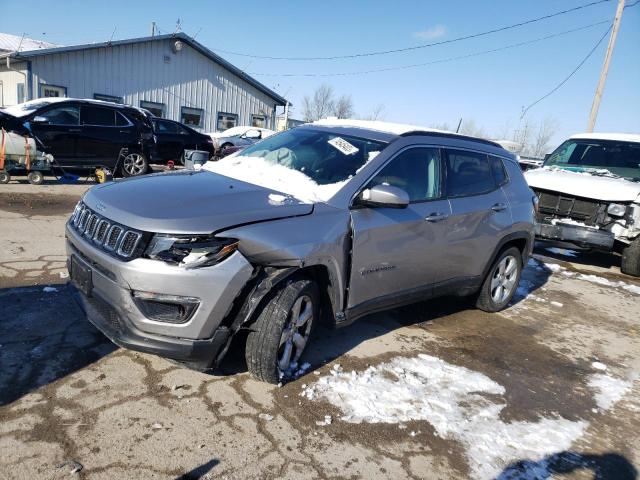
left=425, top=213, right=448, bottom=222
left=491, top=203, right=507, bottom=212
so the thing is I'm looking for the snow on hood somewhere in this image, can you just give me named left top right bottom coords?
left=525, top=167, right=640, bottom=202
left=203, top=155, right=347, bottom=203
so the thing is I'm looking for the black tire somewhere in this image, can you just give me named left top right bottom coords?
left=245, top=278, right=319, bottom=384
left=27, top=171, right=44, bottom=185
left=121, top=151, right=149, bottom=177
left=0, top=171, right=10, bottom=184
left=476, top=246, right=523, bottom=312
left=621, top=238, right=640, bottom=277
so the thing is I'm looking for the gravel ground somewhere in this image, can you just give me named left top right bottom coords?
left=0, top=183, right=638, bottom=480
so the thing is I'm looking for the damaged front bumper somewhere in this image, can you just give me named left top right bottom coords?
left=66, top=223, right=254, bottom=369
left=535, top=222, right=615, bottom=249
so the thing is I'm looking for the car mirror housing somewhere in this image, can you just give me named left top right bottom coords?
left=32, top=116, right=48, bottom=124
left=355, top=184, right=410, bottom=209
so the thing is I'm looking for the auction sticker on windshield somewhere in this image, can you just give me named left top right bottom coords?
left=328, top=137, right=359, bottom=156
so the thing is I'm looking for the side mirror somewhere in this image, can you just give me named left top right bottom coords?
left=245, top=129, right=261, bottom=139
left=32, top=116, right=48, bottom=124
left=355, top=184, right=410, bottom=209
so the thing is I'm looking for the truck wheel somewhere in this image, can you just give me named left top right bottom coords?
left=0, top=171, right=10, bottom=184
left=28, top=171, right=44, bottom=185
left=245, top=278, right=318, bottom=384
left=621, top=238, right=640, bottom=277
left=476, top=246, right=522, bottom=312
left=121, top=152, right=149, bottom=177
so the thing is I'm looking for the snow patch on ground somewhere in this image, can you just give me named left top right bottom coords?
left=42, top=286, right=58, bottom=293
left=203, top=155, right=345, bottom=203
left=539, top=260, right=640, bottom=295
left=588, top=373, right=633, bottom=410
left=302, top=354, right=587, bottom=479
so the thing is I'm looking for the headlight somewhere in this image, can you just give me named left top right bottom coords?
left=607, top=203, right=627, bottom=217
left=145, top=235, right=238, bottom=269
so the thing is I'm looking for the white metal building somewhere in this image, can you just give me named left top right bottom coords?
left=0, top=33, right=287, bottom=131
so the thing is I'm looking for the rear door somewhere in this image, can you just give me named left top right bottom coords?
left=28, top=103, right=81, bottom=161
left=78, top=105, right=132, bottom=168
left=443, top=149, right=512, bottom=280
left=348, top=146, right=452, bottom=311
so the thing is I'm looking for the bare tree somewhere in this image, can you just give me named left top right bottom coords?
left=530, top=116, right=559, bottom=157
left=302, top=84, right=336, bottom=121
left=333, top=94, right=355, bottom=119
left=430, top=122, right=452, bottom=132
left=364, top=104, right=386, bottom=121
left=459, top=119, right=487, bottom=138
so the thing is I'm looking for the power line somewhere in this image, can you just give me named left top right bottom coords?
left=521, top=24, right=613, bottom=118
left=213, top=0, right=611, bottom=61
left=248, top=20, right=611, bottom=78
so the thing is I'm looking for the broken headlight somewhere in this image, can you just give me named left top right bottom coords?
left=145, top=235, right=238, bottom=269
left=607, top=203, right=627, bottom=217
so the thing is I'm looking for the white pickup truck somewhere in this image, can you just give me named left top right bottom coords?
left=525, top=133, right=640, bottom=276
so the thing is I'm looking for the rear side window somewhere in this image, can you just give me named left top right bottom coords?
left=368, top=147, right=441, bottom=202
left=82, top=106, right=115, bottom=126
left=40, top=105, right=80, bottom=125
left=115, top=111, right=130, bottom=127
left=155, top=120, right=179, bottom=133
left=445, top=149, right=495, bottom=197
left=490, top=155, right=508, bottom=186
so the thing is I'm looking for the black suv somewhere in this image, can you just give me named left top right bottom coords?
left=1, top=98, right=154, bottom=176
left=151, top=118, right=215, bottom=164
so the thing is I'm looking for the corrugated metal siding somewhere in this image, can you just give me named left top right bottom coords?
left=28, top=38, right=277, bottom=131
left=0, top=63, right=28, bottom=107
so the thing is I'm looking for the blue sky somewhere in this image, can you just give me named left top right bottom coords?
left=2, top=0, right=639, bottom=148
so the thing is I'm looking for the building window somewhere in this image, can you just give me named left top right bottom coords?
left=217, top=112, right=238, bottom=131
left=140, top=100, right=164, bottom=118
left=17, top=83, right=25, bottom=104
left=40, top=84, right=66, bottom=98
left=251, top=114, right=266, bottom=129
left=181, top=107, right=203, bottom=128
left=94, top=93, right=123, bottom=104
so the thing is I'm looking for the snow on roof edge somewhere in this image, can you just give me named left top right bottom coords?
left=570, top=132, right=640, bottom=143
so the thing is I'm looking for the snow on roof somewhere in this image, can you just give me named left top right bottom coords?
left=0, top=32, right=58, bottom=53
left=570, top=132, right=640, bottom=144
left=312, top=118, right=451, bottom=136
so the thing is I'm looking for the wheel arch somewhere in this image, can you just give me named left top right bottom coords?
left=482, top=232, right=532, bottom=280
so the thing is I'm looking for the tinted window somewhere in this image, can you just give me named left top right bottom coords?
left=490, top=156, right=508, bottom=185
left=40, top=105, right=80, bottom=125
left=82, top=106, right=115, bottom=126
left=155, top=119, right=179, bottom=134
left=368, top=148, right=441, bottom=202
left=115, top=111, right=130, bottom=127
left=445, top=150, right=495, bottom=197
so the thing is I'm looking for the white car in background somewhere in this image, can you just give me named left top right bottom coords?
left=207, top=126, right=275, bottom=154
left=525, top=133, right=640, bottom=276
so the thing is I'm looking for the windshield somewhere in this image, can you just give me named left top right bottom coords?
left=239, top=128, right=387, bottom=185
left=545, top=139, right=640, bottom=181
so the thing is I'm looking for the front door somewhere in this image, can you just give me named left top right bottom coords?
left=347, top=146, right=451, bottom=312
left=28, top=103, right=80, bottom=161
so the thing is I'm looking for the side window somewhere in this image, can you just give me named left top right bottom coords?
left=445, top=149, right=495, bottom=197
left=181, top=107, right=203, bottom=128
left=217, top=112, right=238, bottom=131
left=39, top=105, right=80, bottom=125
left=490, top=155, right=508, bottom=186
left=156, top=120, right=178, bottom=134
left=368, top=147, right=441, bottom=202
left=82, top=106, right=116, bottom=126
left=115, top=111, right=131, bottom=127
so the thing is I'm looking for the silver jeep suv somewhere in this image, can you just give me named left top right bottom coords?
left=66, top=120, right=535, bottom=383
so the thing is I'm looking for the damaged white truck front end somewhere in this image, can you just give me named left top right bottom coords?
left=525, top=133, right=640, bottom=276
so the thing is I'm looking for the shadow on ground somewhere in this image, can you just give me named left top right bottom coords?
left=497, top=451, right=637, bottom=480
left=0, top=283, right=116, bottom=405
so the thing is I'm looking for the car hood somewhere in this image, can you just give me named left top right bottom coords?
left=0, top=110, right=28, bottom=134
left=525, top=167, right=640, bottom=202
left=82, top=170, right=314, bottom=234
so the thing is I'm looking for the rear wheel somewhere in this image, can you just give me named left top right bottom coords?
left=121, top=152, right=149, bottom=177
left=0, top=171, right=10, bottom=184
left=28, top=171, right=44, bottom=185
left=245, top=278, right=318, bottom=384
left=476, top=246, right=522, bottom=312
left=621, top=238, right=640, bottom=277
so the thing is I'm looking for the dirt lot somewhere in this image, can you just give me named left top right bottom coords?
left=1, top=183, right=639, bottom=480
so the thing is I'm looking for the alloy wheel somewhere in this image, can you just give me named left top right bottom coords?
left=123, top=153, right=146, bottom=176
left=277, top=295, right=313, bottom=373
left=490, top=254, right=518, bottom=304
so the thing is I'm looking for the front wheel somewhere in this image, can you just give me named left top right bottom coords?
left=245, top=278, right=318, bottom=384
left=121, top=152, right=149, bottom=177
left=476, top=246, right=522, bottom=312
left=621, top=238, right=640, bottom=277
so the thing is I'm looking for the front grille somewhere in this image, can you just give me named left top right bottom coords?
left=533, top=189, right=607, bottom=226
left=69, top=202, right=145, bottom=260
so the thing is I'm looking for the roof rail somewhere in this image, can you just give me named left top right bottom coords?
left=399, top=130, right=504, bottom=149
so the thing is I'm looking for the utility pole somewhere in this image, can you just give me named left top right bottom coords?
left=587, top=0, right=625, bottom=132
